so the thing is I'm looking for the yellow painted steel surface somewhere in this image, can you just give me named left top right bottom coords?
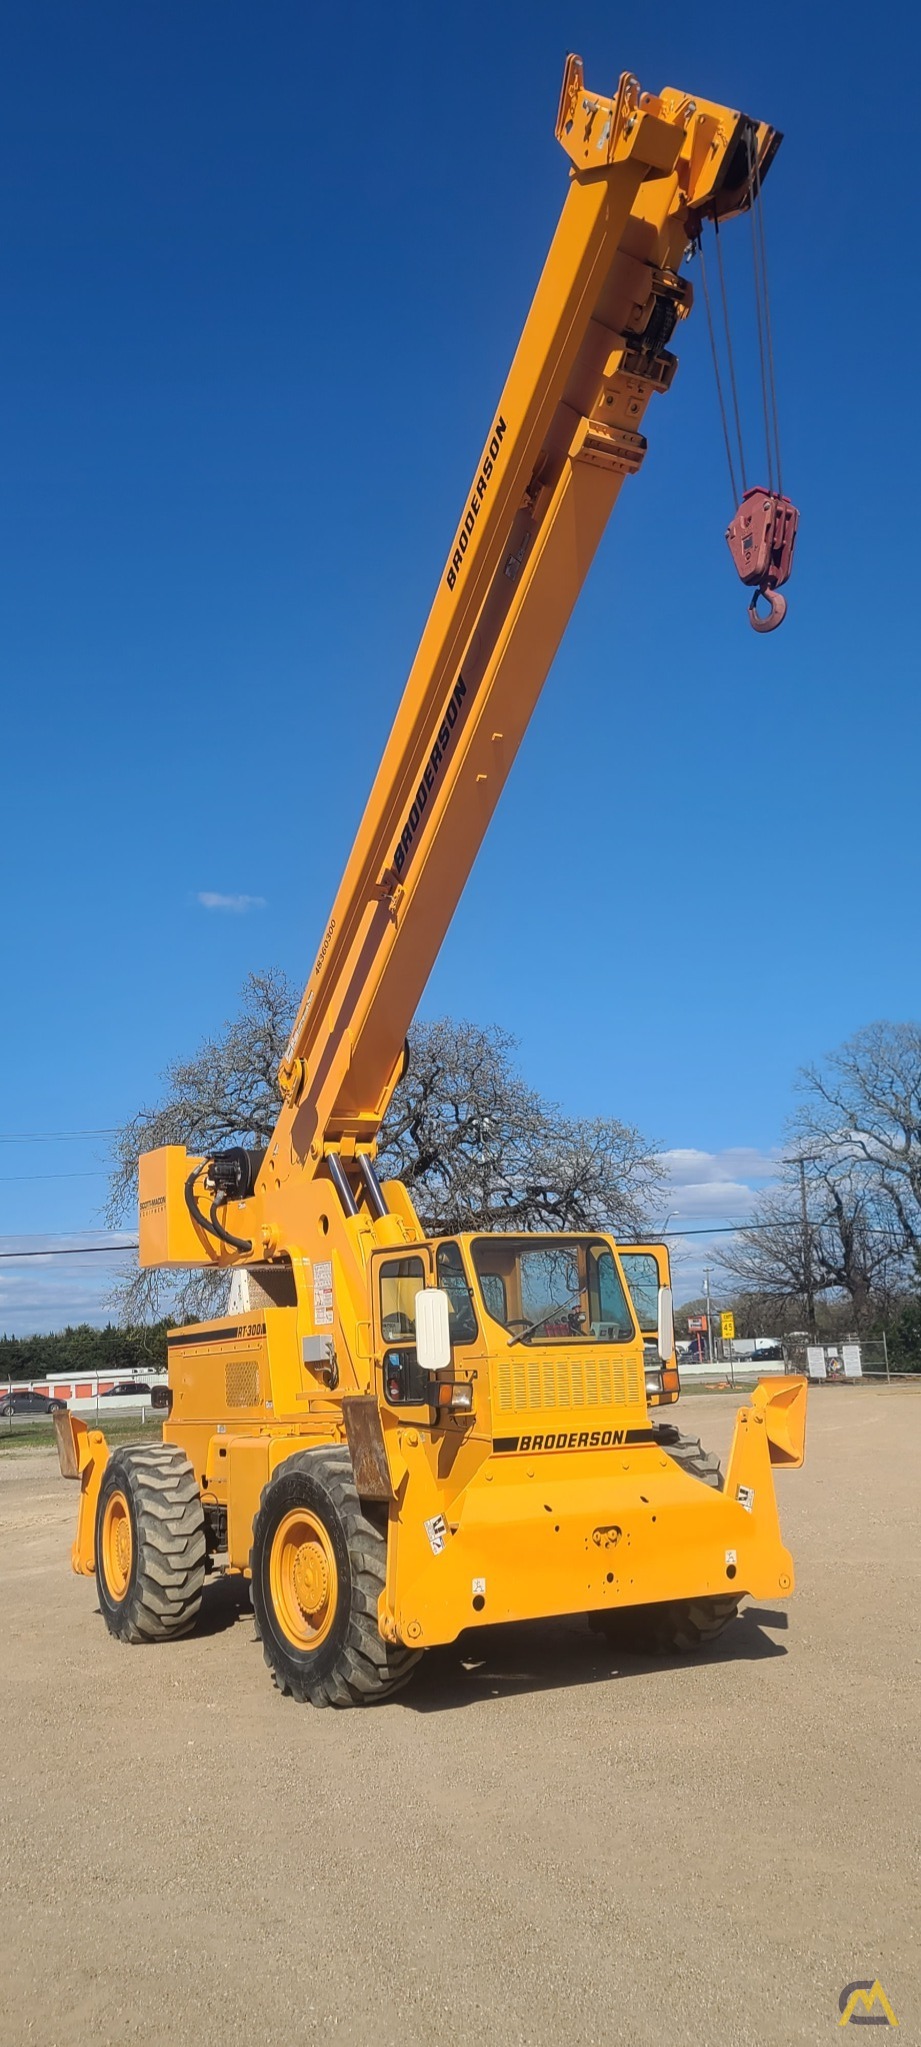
left=382, top=1388, right=801, bottom=1647
left=55, top=1413, right=109, bottom=1576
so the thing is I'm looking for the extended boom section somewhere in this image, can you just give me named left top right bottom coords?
left=140, top=63, right=778, bottom=1275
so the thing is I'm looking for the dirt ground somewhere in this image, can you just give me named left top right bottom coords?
left=0, top=1387, right=917, bottom=2047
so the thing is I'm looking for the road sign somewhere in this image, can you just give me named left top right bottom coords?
left=721, top=1312, right=735, bottom=1341
left=687, top=1314, right=708, bottom=1333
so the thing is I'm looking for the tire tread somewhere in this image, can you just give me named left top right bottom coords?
left=251, top=1446, right=419, bottom=1708
left=97, top=1444, right=206, bottom=1644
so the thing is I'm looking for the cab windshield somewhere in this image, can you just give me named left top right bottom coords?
left=470, top=1236, right=635, bottom=1345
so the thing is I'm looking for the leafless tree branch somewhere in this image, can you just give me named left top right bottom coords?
left=108, top=996, right=662, bottom=1322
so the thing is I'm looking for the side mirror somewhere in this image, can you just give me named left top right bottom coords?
left=414, top=1288, right=451, bottom=1373
left=657, top=1284, right=674, bottom=1363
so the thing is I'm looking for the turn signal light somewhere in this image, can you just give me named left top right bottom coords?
left=435, top=1379, right=475, bottom=1413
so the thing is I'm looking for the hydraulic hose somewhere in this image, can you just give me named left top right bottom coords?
left=184, top=1166, right=253, bottom=1254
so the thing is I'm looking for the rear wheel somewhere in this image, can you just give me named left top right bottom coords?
left=95, top=1444, right=206, bottom=1643
left=251, top=1447, right=420, bottom=1707
left=593, top=1593, right=740, bottom=1654
left=653, top=1424, right=723, bottom=1490
left=591, top=1428, right=738, bottom=1652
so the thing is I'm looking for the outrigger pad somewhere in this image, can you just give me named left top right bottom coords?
left=54, top=1409, right=85, bottom=1480
left=751, top=1376, right=807, bottom=1467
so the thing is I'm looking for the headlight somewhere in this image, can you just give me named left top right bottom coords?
left=644, top=1365, right=663, bottom=1398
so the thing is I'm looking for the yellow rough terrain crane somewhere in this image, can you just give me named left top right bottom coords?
left=58, top=55, right=806, bottom=1705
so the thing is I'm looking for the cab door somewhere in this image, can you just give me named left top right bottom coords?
left=618, top=1244, right=680, bottom=1405
left=368, top=1243, right=438, bottom=1421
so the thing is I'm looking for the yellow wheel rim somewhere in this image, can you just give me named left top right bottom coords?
left=269, top=1508, right=338, bottom=1650
left=101, top=1489, right=133, bottom=1600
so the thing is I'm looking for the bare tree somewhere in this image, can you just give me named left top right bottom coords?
left=108, top=989, right=662, bottom=1322
left=718, top=1157, right=904, bottom=1333
left=107, top=969, right=298, bottom=1322
left=793, top=1022, right=921, bottom=1277
left=377, top=1018, right=661, bottom=1236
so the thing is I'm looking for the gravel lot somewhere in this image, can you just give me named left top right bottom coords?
left=1, top=1387, right=917, bottom=2047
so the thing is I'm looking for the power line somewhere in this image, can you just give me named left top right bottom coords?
left=0, top=1128, right=117, bottom=1145
left=0, top=1242, right=138, bottom=1261
left=0, top=1229, right=128, bottom=1239
left=663, top=1220, right=904, bottom=1236
left=0, top=1216, right=906, bottom=1259
left=0, top=1170, right=107, bottom=1184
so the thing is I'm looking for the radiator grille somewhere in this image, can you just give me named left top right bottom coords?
left=225, top=1361, right=260, bottom=1409
left=495, top=1353, right=642, bottom=1413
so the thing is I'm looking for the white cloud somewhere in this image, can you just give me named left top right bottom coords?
left=0, top=1236, right=137, bottom=1338
left=655, top=1147, right=784, bottom=1303
left=196, top=891, right=266, bottom=914
left=663, top=1146, right=780, bottom=1191
left=659, top=1146, right=780, bottom=1222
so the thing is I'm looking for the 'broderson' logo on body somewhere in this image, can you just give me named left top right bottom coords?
left=493, top=1428, right=657, bottom=1454
left=445, top=417, right=507, bottom=591
left=391, top=675, right=468, bottom=879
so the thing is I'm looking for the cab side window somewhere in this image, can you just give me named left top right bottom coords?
left=436, top=1242, right=478, bottom=1345
left=380, top=1256, right=424, bottom=1340
left=479, top=1272, right=508, bottom=1326
left=379, top=1255, right=427, bottom=1405
left=587, top=1249, right=634, bottom=1340
left=619, top=1252, right=660, bottom=1334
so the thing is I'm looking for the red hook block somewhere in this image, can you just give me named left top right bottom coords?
left=726, top=488, right=799, bottom=632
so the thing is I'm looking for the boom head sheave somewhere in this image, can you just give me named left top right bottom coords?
left=555, top=55, right=779, bottom=224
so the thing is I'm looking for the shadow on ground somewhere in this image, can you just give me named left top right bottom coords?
left=403, top=1605, right=788, bottom=1713
left=90, top=1573, right=252, bottom=1640
left=89, top=1581, right=789, bottom=1704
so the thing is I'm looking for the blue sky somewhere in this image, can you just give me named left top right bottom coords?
left=2, top=0, right=918, bottom=1333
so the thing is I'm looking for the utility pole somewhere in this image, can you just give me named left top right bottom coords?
left=703, top=1264, right=714, bottom=1366
left=798, top=1157, right=816, bottom=1337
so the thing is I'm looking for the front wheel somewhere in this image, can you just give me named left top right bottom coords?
left=95, top=1444, right=206, bottom=1642
left=250, top=1448, right=420, bottom=1707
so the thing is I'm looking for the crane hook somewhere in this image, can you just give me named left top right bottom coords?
left=748, top=585, right=787, bottom=633
left=726, top=488, right=798, bottom=636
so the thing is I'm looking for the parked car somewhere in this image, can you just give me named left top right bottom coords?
left=99, top=1381, right=153, bottom=1397
left=0, top=1390, right=67, bottom=1417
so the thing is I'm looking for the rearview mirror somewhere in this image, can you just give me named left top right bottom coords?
left=657, top=1284, right=674, bottom=1362
left=414, top=1287, right=451, bottom=1373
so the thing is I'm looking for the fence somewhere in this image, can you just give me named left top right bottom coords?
left=1, top=1372, right=164, bottom=1433
left=802, top=1338, right=919, bottom=1384
left=681, top=1335, right=920, bottom=1389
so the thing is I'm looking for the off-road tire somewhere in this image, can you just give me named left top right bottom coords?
left=592, top=1593, right=740, bottom=1655
left=95, top=1444, right=207, bottom=1643
left=653, top=1424, right=724, bottom=1490
left=250, top=1447, right=420, bottom=1708
left=591, top=1431, right=737, bottom=1652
